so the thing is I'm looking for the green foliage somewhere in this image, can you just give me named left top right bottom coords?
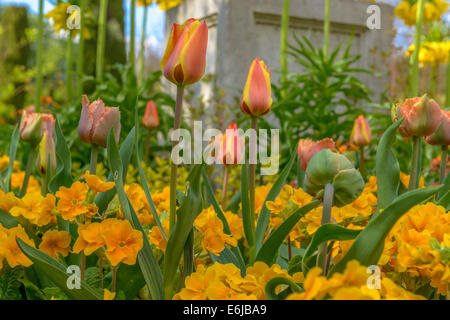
left=0, top=266, right=24, bottom=300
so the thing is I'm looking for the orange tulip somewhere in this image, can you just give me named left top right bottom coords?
left=392, top=95, right=442, bottom=137
left=240, top=58, right=272, bottom=117
left=37, top=114, right=56, bottom=175
left=78, top=95, right=121, bottom=148
left=425, top=110, right=450, bottom=146
left=350, top=115, right=372, bottom=147
left=214, top=123, right=244, bottom=166
left=142, top=100, right=160, bottom=129
left=297, top=138, right=336, bottom=171
left=161, top=18, right=208, bottom=86
left=19, top=110, right=43, bottom=144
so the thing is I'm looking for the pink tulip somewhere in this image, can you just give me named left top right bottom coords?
left=297, top=138, right=336, bottom=171
left=142, top=100, right=160, bottom=129
left=425, top=110, right=450, bottom=146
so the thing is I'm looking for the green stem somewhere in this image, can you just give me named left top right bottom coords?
left=145, top=128, right=151, bottom=160
left=139, top=4, right=148, bottom=85
left=221, top=166, right=229, bottom=209
left=323, top=0, right=331, bottom=58
left=41, top=174, right=47, bottom=196
left=410, top=0, right=425, bottom=97
left=408, top=136, right=421, bottom=191
left=20, top=145, right=37, bottom=197
left=77, top=0, right=86, bottom=96
left=446, top=49, right=450, bottom=109
left=249, top=117, right=258, bottom=246
left=439, top=145, right=448, bottom=185
left=35, top=0, right=44, bottom=112
left=99, top=257, right=103, bottom=289
left=183, top=229, right=194, bottom=281
left=360, top=146, right=365, bottom=180
left=90, top=144, right=99, bottom=175
left=430, top=63, right=438, bottom=98
left=280, top=0, right=290, bottom=97
left=66, top=31, right=73, bottom=103
left=318, top=183, right=334, bottom=275
left=130, top=0, right=136, bottom=75
left=169, top=86, right=184, bottom=234
left=96, top=0, right=108, bottom=82
left=111, top=266, right=117, bottom=292
left=81, top=252, right=86, bottom=282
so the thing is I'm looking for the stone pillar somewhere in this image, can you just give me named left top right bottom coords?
left=165, top=0, right=394, bottom=122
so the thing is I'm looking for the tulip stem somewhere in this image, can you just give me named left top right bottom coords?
left=323, top=0, right=331, bottom=58
left=130, top=0, right=136, bottom=75
left=410, top=0, right=425, bottom=97
left=77, top=0, right=86, bottom=97
left=318, top=183, right=334, bottom=275
left=249, top=117, right=258, bottom=246
left=145, top=128, right=152, bottom=160
left=111, top=266, right=117, bottom=292
left=41, top=174, right=47, bottom=196
left=359, top=146, right=365, bottom=180
left=280, top=0, right=290, bottom=97
left=408, top=136, right=421, bottom=191
left=439, top=145, right=448, bottom=185
left=221, top=167, right=230, bottom=209
left=287, top=236, right=292, bottom=261
left=96, top=0, right=108, bottom=82
left=446, top=49, right=450, bottom=109
left=20, top=145, right=37, bottom=198
left=169, top=86, right=184, bottom=234
left=90, top=144, right=99, bottom=175
left=35, top=0, right=44, bottom=112
left=139, top=4, right=149, bottom=85
left=66, top=30, right=74, bottom=103
left=81, top=252, right=86, bottom=282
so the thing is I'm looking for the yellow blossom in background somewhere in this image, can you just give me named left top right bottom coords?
left=11, top=171, right=40, bottom=193
left=45, top=1, right=91, bottom=38
left=406, top=41, right=450, bottom=65
left=0, top=225, right=35, bottom=268
left=103, top=289, right=116, bottom=300
left=0, top=189, right=19, bottom=213
left=223, top=211, right=244, bottom=240
left=395, top=0, right=448, bottom=26
left=148, top=218, right=169, bottom=251
left=120, top=183, right=153, bottom=225
left=9, top=193, right=57, bottom=227
left=399, top=172, right=425, bottom=189
left=0, top=154, right=20, bottom=172
left=84, top=171, right=115, bottom=193
left=39, top=230, right=71, bottom=259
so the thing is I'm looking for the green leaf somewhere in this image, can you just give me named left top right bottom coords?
left=134, top=103, right=166, bottom=240
left=16, top=239, right=102, bottom=300
left=256, top=200, right=319, bottom=265
left=376, top=119, right=403, bottom=210
left=1, top=125, right=19, bottom=193
left=265, top=276, right=301, bottom=300
left=116, top=263, right=146, bottom=300
left=302, top=224, right=361, bottom=274
left=225, top=190, right=241, bottom=212
left=107, top=129, right=164, bottom=300
left=163, top=164, right=203, bottom=299
left=438, top=190, right=450, bottom=211
left=241, top=162, right=254, bottom=248
left=330, top=185, right=443, bottom=275
left=48, top=118, right=73, bottom=193
left=438, top=172, right=450, bottom=200
left=201, top=167, right=246, bottom=272
left=0, top=209, right=18, bottom=228
left=255, top=148, right=297, bottom=252
left=95, top=127, right=136, bottom=213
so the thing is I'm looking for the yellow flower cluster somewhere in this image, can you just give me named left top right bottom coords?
left=0, top=225, right=35, bottom=268
left=287, top=260, right=425, bottom=300
left=9, top=192, right=57, bottom=227
left=194, top=207, right=240, bottom=255
left=380, top=202, right=450, bottom=295
left=395, top=0, right=448, bottom=26
left=174, top=261, right=304, bottom=300
left=406, top=41, right=450, bottom=65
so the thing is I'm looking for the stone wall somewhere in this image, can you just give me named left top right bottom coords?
left=165, top=0, right=395, bottom=124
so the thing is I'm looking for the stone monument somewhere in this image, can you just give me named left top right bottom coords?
left=165, top=0, right=394, bottom=120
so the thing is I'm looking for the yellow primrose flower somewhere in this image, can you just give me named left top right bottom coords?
left=39, top=230, right=71, bottom=259
left=103, top=289, right=116, bottom=300
left=9, top=193, right=57, bottom=227
left=56, top=181, right=92, bottom=222
left=84, top=171, right=115, bottom=193
left=120, top=183, right=153, bottom=225
left=73, top=222, right=105, bottom=256
left=399, top=172, right=425, bottom=189
left=148, top=218, right=169, bottom=251
left=0, top=190, right=19, bottom=213
left=11, top=171, right=40, bottom=193
left=0, top=226, right=35, bottom=268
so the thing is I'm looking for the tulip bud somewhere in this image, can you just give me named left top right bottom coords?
left=142, top=100, right=160, bottom=129
left=161, top=18, right=208, bottom=86
left=392, top=95, right=442, bottom=137
left=297, top=138, right=336, bottom=171
left=214, top=123, right=244, bottom=166
left=240, top=58, right=272, bottom=117
left=350, top=115, right=372, bottom=147
left=37, top=114, right=56, bottom=175
left=78, top=95, right=121, bottom=148
left=425, top=110, right=450, bottom=146
left=304, top=149, right=364, bottom=207
left=19, top=110, right=43, bottom=144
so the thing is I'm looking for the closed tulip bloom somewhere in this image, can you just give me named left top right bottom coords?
left=142, top=100, right=160, bottom=129
left=19, top=110, right=43, bottom=144
left=78, top=95, right=121, bottom=148
left=161, top=18, right=208, bottom=86
left=425, top=110, right=450, bottom=146
left=214, top=123, right=244, bottom=166
left=350, top=115, right=372, bottom=147
left=240, top=58, right=272, bottom=117
left=297, top=138, right=336, bottom=171
left=392, top=95, right=442, bottom=137
left=37, top=114, right=56, bottom=175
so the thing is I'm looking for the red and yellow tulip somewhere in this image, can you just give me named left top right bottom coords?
left=350, top=115, right=372, bottom=147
